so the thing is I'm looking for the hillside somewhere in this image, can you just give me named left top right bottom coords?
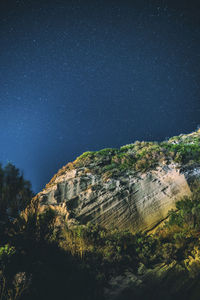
left=36, top=129, right=200, bottom=231
left=1, top=130, right=200, bottom=300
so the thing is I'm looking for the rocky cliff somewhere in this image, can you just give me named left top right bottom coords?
left=36, top=130, right=200, bottom=232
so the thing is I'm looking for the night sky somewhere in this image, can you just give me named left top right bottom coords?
left=0, top=0, right=200, bottom=192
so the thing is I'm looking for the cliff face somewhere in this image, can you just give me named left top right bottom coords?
left=36, top=130, right=200, bottom=232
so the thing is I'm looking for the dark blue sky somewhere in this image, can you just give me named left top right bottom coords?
left=0, top=0, right=200, bottom=192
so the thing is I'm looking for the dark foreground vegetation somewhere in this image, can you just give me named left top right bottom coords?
left=1, top=164, right=200, bottom=299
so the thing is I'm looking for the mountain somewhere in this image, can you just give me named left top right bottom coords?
left=35, top=129, right=200, bottom=232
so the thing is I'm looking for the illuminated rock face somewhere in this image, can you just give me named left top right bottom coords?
left=36, top=131, right=200, bottom=231
left=36, top=162, right=200, bottom=232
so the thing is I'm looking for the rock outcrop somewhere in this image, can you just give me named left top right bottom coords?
left=36, top=130, right=200, bottom=232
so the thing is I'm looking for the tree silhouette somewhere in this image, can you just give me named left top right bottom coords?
left=0, top=163, right=34, bottom=219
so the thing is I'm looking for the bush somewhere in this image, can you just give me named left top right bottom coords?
left=0, top=245, right=16, bottom=269
left=0, top=163, right=34, bottom=219
left=168, top=191, right=200, bottom=229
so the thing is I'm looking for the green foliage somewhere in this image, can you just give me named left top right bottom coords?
left=76, top=151, right=95, bottom=160
left=162, top=143, right=200, bottom=164
left=96, top=148, right=118, bottom=156
left=168, top=190, right=200, bottom=229
left=120, top=143, right=135, bottom=151
left=0, top=245, right=16, bottom=268
left=70, top=131, right=200, bottom=177
left=102, top=163, right=118, bottom=172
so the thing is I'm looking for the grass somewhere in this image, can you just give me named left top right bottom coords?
left=46, top=129, right=200, bottom=186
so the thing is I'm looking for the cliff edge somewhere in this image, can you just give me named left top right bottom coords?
left=36, top=129, right=200, bottom=232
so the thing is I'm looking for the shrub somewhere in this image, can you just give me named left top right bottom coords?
left=0, top=163, right=34, bottom=219
left=0, top=245, right=16, bottom=268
